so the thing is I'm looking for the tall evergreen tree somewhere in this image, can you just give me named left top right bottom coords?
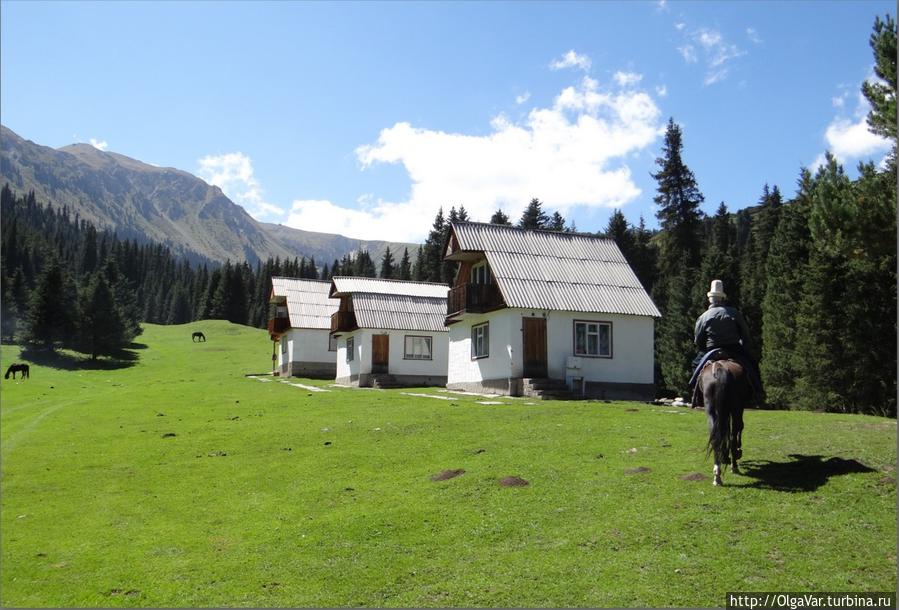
left=78, top=273, right=132, bottom=359
left=861, top=14, right=897, bottom=145
left=379, top=247, right=396, bottom=279
left=517, top=198, right=550, bottom=230
left=24, top=256, right=79, bottom=350
left=549, top=211, right=566, bottom=232
left=489, top=209, right=511, bottom=225
left=652, top=118, right=704, bottom=273
left=398, top=247, right=412, bottom=281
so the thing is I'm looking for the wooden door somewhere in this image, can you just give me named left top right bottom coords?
left=522, top=317, right=547, bottom=378
left=372, top=334, right=389, bottom=374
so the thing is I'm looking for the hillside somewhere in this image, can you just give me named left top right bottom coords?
left=0, top=321, right=895, bottom=607
left=0, top=125, right=416, bottom=266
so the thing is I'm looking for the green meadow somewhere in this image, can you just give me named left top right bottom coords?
left=1, top=321, right=895, bottom=607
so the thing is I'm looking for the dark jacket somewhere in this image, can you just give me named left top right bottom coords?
left=694, top=304, right=751, bottom=351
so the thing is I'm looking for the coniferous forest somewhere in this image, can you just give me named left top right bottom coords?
left=1, top=15, right=894, bottom=416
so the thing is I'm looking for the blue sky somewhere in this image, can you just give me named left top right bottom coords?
left=1, top=1, right=893, bottom=242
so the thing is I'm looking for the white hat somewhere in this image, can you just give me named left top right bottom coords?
left=707, top=279, right=726, bottom=299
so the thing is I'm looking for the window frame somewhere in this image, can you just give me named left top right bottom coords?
left=403, top=335, right=434, bottom=361
left=346, top=336, right=355, bottom=362
left=471, top=322, right=489, bottom=360
left=328, top=334, right=338, bottom=352
left=573, top=320, right=613, bottom=358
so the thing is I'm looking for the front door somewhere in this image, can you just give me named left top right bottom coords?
left=372, top=334, right=389, bottom=374
left=522, top=317, right=547, bottom=378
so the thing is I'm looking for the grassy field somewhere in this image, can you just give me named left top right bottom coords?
left=1, top=321, right=895, bottom=607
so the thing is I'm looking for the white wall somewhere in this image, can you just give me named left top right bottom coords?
left=336, top=328, right=449, bottom=380
left=447, top=312, right=522, bottom=384
left=336, top=329, right=369, bottom=380
left=545, top=310, right=654, bottom=384
left=279, top=328, right=334, bottom=368
left=447, top=309, right=654, bottom=385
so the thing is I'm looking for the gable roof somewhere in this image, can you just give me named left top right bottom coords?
left=329, top=276, right=449, bottom=332
left=329, top=276, right=449, bottom=299
left=270, top=277, right=338, bottom=330
left=445, top=222, right=661, bottom=318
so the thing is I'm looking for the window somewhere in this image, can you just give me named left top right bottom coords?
left=328, top=334, right=338, bottom=352
left=574, top=321, right=612, bottom=358
left=346, top=337, right=354, bottom=362
left=470, top=262, right=492, bottom=285
left=471, top=323, right=489, bottom=359
left=281, top=338, right=287, bottom=355
left=404, top=335, right=433, bottom=360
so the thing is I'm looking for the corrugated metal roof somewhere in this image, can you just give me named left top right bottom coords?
left=331, top=276, right=449, bottom=299
left=449, top=222, right=661, bottom=317
left=353, top=293, right=448, bottom=332
left=270, top=277, right=338, bottom=329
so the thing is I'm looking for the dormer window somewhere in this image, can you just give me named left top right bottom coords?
left=470, top=261, right=492, bottom=285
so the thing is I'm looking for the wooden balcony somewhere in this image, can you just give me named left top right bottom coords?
left=447, top=283, right=505, bottom=316
left=268, top=316, right=290, bottom=339
left=330, top=311, right=358, bottom=334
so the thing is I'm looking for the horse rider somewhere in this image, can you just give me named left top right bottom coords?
left=690, top=279, right=763, bottom=406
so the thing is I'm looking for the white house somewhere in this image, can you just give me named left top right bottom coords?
left=329, top=277, right=449, bottom=388
left=443, top=222, right=661, bottom=400
left=269, top=277, right=339, bottom=378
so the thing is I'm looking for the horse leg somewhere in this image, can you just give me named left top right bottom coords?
left=713, top=462, right=722, bottom=486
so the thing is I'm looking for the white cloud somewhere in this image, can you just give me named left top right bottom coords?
left=676, top=27, right=745, bottom=85
left=286, top=75, right=664, bottom=242
left=550, top=50, right=592, bottom=72
left=515, top=91, right=531, bottom=105
left=678, top=45, right=697, bottom=63
left=614, top=71, right=643, bottom=87
left=832, top=95, right=846, bottom=108
left=656, top=0, right=668, bottom=11
left=89, top=138, right=109, bottom=151
left=656, top=85, right=668, bottom=97
left=196, top=152, right=285, bottom=220
left=812, top=90, right=891, bottom=169
left=746, top=27, right=762, bottom=44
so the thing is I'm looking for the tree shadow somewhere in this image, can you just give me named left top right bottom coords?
left=19, top=346, right=139, bottom=371
left=736, top=454, right=876, bottom=492
left=128, top=342, right=149, bottom=350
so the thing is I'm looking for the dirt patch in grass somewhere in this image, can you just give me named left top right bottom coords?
left=499, top=476, right=529, bottom=487
left=625, top=408, right=639, bottom=412
left=431, top=469, right=465, bottom=481
left=877, top=476, right=895, bottom=486
left=161, top=432, right=177, bottom=438
left=625, top=467, right=651, bottom=475
left=680, top=472, right=709, bottom=481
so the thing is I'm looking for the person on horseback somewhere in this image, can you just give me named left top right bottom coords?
left=690, top=280, right=763, bottom=406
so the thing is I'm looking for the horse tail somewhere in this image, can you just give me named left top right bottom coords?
left=706, top=362, right=732, bottom=465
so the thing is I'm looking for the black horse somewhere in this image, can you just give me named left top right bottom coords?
left=4, top=363, right=30, bottom=379
left=698, top=358, right=749, bottom=486
left=192, top=332, right=206, bottom=342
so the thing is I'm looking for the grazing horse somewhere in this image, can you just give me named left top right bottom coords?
left=192, top=332, right=206, bottom=342
left=4, top=363, right=30, bottom=379
left=698, top=358, right=749, bottom=486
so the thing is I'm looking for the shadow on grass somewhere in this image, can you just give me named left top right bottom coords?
left=737, top=454, right=876, bottom=492
left=20, top=346, right=139, bottom=371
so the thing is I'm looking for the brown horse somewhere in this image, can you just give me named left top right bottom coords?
left=698, top=358, right=749, bottom=486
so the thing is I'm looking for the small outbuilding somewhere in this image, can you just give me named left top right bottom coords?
left=269, top=277, right=339, bottom=378
left=329, top=277, right=449, bottom=388
left=443, top=222, right=661, bottom=400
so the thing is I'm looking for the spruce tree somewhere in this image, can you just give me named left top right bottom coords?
left=549, top=211, right=566, bottom=232
left=398, top=248, right=412, bottom=281
left=24, top=256, right=79, bottom=350
left=379, top=247, right=396, bottom=279
left=861, top=14, right=897, bottom=144
left=78, top=273, right=131, bottom=359
left=517, top=198, right=549, bottom=230
left=489, top=209, right=511, bottom=225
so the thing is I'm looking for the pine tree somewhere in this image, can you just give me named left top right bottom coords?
left=761, top=198, right=811, bottom=408
left=78, top=273, right=131, bottom=359
left=548, top=211, right=566, bottom=232
left=604, top=209, right=634, bottom=259
left=489, top=209, right=511, bottom=225
left=398, top=247, right=412, bottom=281
left=652, top=118, right=704, bottom=273
left=861, top=14, right=897, bottom=144
left=24, top=256, right=79, bottom=350
left=517, top=198, right=549, bottom=230
left=379, top=247, right=396, bottom=279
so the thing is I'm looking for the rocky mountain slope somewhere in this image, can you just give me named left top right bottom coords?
left=0, top=125, right=416, bottom=266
